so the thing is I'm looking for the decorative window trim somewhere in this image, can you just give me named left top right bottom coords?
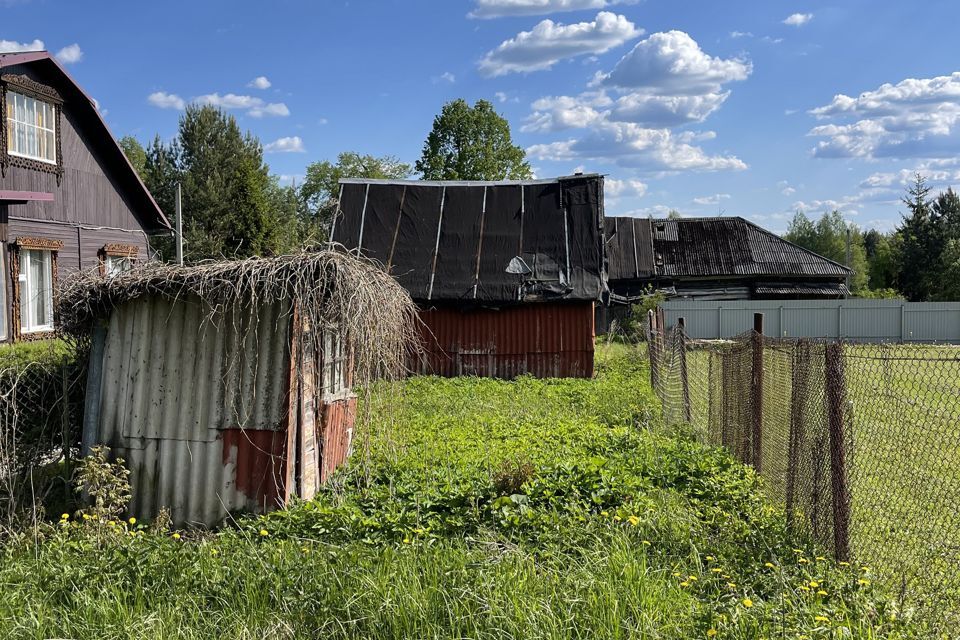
left=10, top=238, right=59, bottom=341
left=0, top=75, right=64, bottom=184
left=15, top=236, right=64, bottom=250
left=98, top=243, right=139, bottom=276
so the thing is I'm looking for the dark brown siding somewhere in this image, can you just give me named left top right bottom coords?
left=415, top=302, right=595, bottom=379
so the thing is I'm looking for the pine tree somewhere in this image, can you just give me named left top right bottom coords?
left=896, top=174, right=938, bottom=301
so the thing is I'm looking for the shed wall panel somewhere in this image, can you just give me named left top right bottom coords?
left=415, top=302, right=595, bottom=378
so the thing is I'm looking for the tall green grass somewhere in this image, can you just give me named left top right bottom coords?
left=0, top=344, right=919, bottom=639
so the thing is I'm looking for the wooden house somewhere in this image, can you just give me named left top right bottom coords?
left=0, top=50, right=170, bottom=342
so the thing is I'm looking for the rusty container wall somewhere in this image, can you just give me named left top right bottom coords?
left=320, top=396, right=357, bottom=482
left=416, top=302, right=595, bottom=379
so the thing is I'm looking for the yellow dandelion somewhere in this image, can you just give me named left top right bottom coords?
left=711, top=568, right=723, bottom=573
left=210, top=548, right=219, bottom=556
left=727, top=582, right=737, bottom=589
left=628, top=515, right=640, bottom=526
left=721, top=574, right=731, bottom=579
left=642, top=540, right=651, bottom=546
left=688, top=575, right=698, bottom=581
left=673, top=572, right=682, bottom=577
left=815, top=615, right=830, bottom=623
left=742, top=598, right=753, bottom=608
left=706, top=555, right=715, bottom=561
left=792, top=548, right=803, bottom=554
left=301, top=547, right=310, bottom=554
left=613, top=515, right=622, bottom=522
left=764, top=562, right=775, bottom=568
left=128, top=517, right=137, bottom=525
left=680, top=581, right=690, bottom=587
left=799, top=586, right=811, bottom=592
left=858, top=579, right=871, bottom=586
left=838, top=561, right=850, bottom=567
left=82, top=514, right=91, bottom=520
left=601, top=511, right=609, bottom=517
left=815, top=556, right=826, bottom=561
left=107, top=520, right=115, bottom=527
left=707, top=629, right=717, bottom=638
left=172, top=532, right=181, bottom=540
left=817, top=590, right=828, bottom=596
left=403, top=537, right=411, bottom=544
left=60, top=513, right=69, bottom=520
left=809, top=580, right=820, bottom=588
left=259, top=529, right=269, bottom=537
left=798, top=557, right=809, bottom=564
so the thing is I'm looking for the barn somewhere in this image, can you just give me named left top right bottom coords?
left=330, top=174, right=606, bottom=379
left=605, top=216, right=851, bottom=302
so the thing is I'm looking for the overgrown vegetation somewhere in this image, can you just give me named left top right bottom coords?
left=0, top=347, right=919, bottom=638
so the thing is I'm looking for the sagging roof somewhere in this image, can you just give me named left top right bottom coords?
left=0, top=51, right=170, bottom=232
left=330, top=175, right=606, bottom=304
left=605, top=216, right=850, bottom=281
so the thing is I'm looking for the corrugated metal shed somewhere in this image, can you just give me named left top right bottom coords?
left=604, top=216, right=654, bottom=280
left=415, top=302, right=595, bottom=379
left=84, top=294, right=357, bottom=526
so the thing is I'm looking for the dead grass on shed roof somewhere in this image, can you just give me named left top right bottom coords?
left=57, top=248, right=420, bottom=384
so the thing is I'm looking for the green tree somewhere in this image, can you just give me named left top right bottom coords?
left=863, top=229, right=900, bottom=292
left=896, top=174, right=939, bottom=301
left=142, top=106, right=298, bottom=260
left=416, top=99, right=531, bottom=181
left=300, top=152, right=412, bottom=242
left=118, top=135, right=147, bottom=178
left=784, top=209, right=869, bottom=293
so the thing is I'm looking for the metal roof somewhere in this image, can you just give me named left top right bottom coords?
left=604, top=216, right=654, bottom=280
left=606, top=216, right=851, bottom=281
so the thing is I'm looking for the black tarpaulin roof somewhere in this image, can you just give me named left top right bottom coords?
left=605, top=216, right=851, bottom=281
left=330, top=175, right=606, bottom=304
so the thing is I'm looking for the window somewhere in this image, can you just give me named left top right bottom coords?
left=104, top=255, right=133, bottom=276
left=322, top=331, right=348, bottom=397
left=5, top=90, right=57, bottom=164
left=19, top=249, right=53, bottom=333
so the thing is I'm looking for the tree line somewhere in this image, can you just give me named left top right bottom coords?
left=784, top=174, right=960, bottom=301
left=120, top=99, right=530, bottom=262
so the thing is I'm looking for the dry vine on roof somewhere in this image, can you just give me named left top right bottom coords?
left=57, top=248, right=420, bottom=386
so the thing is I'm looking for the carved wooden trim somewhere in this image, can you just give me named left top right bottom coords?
left=0, top=78, right=64, bottom=184
left=15, top=236, right=64, bottom=250
left=0, top=74, right=63, bottom=104
left=102, top=243, right=140, bottom=258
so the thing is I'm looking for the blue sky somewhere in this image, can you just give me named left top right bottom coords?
left=4, top=0, right=960, bottom=233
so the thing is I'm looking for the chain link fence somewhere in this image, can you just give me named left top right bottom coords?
left=648, top=317, right=960, bottom=629
left=0, top=343, right=86, bottom=524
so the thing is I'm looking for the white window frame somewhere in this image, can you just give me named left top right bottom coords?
left=322, top=330, right=350, bottom=400
left=5, top=90, right=57, bottom=165
left=19, top=248, right=54, bottom=334
left=104, top=254, right=133, bottom=276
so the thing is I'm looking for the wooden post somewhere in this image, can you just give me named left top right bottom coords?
left=751, top=313, right=764, bottom=472
left=60, top=361, right=71, bottom=470
left=678, top=317, right=691, bottom=422
left=825, top=342, right=851, bottom=561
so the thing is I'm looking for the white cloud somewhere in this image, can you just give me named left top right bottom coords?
left=248, top=76, right=271, bottom=90
left=54, top=43, right=82, bottom=64
left=433, top=71, right=456, bottom=84
left=692, top=193, right=730, bottom=205
left=0, top=38, right=44, bottom=53
left=777, top=181, right=797, bottom=196
left=618, top=204, right=675, bottom=217
left=195, top=93, right=290, bottom=117
left=478, top=12, right=642, bottom=77
left=597, top=30, right=751, bottom=94
left=264, top=136, right=305, bottom=153
left=808, top=72, right=960, bottom=159
left=522, top=31, right=748, bottom=173
left=783, top=13, right=813, bottom=27
left=730, top=31, right=753, bottom=39
left=605, top=177, right=648, bottom=198
left=495, top=91, right=510, bottom=103
left=147, top=91, right=186, bottom=110
left=469, top=0, right=637, bottom=19
left=526, top=121, right=747, bottom=172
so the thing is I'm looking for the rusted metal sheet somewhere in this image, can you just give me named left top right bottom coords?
left=415, top=302, right=595, bottom=379
left=87, top=294, right=357, bottom=525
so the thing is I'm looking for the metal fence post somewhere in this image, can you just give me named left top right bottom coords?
left=678, top=317, right=691, bottom=423
left=647, top=309, right=658, bottom=393
left=752, top=313, right=764, bottom=472
left=825, top=342, right=851, bottom=561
